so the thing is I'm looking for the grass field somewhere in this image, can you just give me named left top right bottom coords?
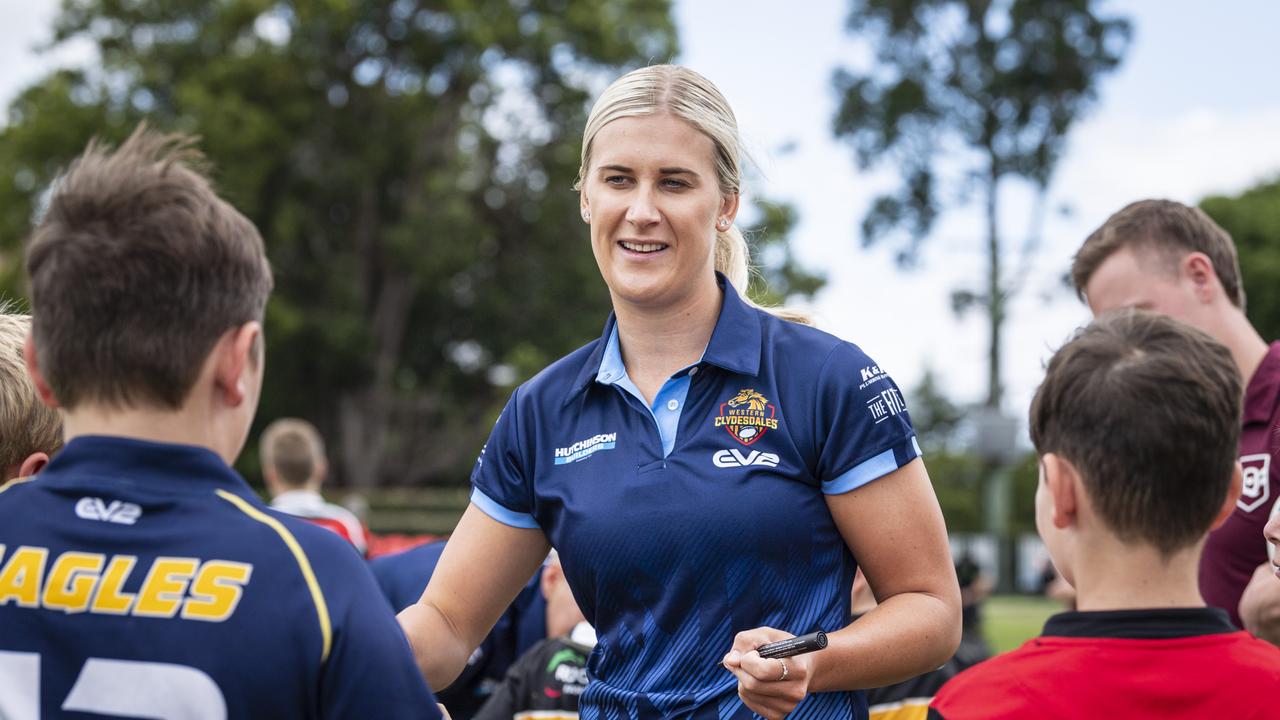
left=982, top=595, right=1062, bottom=653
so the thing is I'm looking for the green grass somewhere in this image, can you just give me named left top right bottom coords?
left=982, top=595, right=1062, bottom=653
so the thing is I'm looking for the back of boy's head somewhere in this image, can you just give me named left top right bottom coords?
left=0, top=312, right=62, bottom=472
left=260, top=418, right=326, bottom=488
left=25, top=124, right=273, bottom=411
left=1029, top=309, right=1242, bottom=555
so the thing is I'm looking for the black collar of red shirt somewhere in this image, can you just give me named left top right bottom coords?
left=1042, top=607, right=1237, bottom=640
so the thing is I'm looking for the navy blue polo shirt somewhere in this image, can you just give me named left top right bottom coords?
left=0, top=436, right=439, bottom=719
left=471, top=275, right=920, bottom=720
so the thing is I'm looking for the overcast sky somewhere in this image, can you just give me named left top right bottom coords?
left=677, top=0, right=1280, bottom=423
left=3, top=0, right=1280, bottom=431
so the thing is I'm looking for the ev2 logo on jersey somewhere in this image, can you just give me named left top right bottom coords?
left=75, top=497, right=142, bottom=525
left=713, top=449, right=780, bottom=468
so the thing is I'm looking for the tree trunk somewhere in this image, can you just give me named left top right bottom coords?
left=985, top=157, right=1003, bottom=410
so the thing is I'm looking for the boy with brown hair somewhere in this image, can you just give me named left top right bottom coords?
left=260, top=417, right=369, bottom=555
left=0, top=126, right=439, bottom=718
left=0, top=312, right=61, bottom=479
left=1071, top=199, right=1280, bottom=637
left=929, top=310, right=1280, bottom=718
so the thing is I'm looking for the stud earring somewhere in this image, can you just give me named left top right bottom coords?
left=717, top=219, right=729, bottom=230
left=582, top=210, right=591, bottom=222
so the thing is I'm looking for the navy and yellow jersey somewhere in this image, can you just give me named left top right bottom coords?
left=471, top=274, right=921, bottom=720
left=0, top=436, right=439, bottom=719
left=371, top=540, right=547, bottom=720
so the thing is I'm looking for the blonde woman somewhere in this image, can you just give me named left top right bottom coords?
left=400, top=65, right=960, bottom=720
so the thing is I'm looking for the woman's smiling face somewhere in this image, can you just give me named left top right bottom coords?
left=580, top=113, right=737, bottom=311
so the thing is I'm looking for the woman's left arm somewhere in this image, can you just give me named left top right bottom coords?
left=724, top=458, right=961, bottom=717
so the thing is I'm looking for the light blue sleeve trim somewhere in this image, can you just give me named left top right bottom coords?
left=822, top=435, right=922, bottom=495
left=470, top=488, right=539, bottom=529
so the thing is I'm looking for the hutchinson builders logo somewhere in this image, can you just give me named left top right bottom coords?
left=1239, top=453, right=1271, bottom=512
left=714, top=388, right=779, bottom=446
left=554, top=433, right=617, bottom=465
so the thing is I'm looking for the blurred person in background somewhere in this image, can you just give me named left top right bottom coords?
left=1073, top=199, right=1280, bottom=639
left=372, top=538, right=546, bottom=720
left=850, top=568, right=970, bottom=720
left=952, top=553, right=992, bottom=666
left=398, top=64, right=960, bottom=720
left=474, top=551, right=594, bottom=720
left=930, top=310, right=1280, bottom=719
left=0, top=312, right=62, bottom=481
left=261, top=417, right=369, bottom=556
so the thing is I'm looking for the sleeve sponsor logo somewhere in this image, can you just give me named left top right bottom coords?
left=714, top=388, right=779, bottom=446
left=867, top=388, right=907, bottom=424
left=554, top=433, right=617, bottom=465
left=0, top=545, right=251, bottom=622
left=858, top=365, right=888, bottom=390
left=1239, top=453, right=1271, bottom=512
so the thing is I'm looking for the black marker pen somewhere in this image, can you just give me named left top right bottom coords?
left=756, top=631, right=828, bottom=659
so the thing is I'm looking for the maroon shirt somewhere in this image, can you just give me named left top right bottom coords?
left=1200, top=341, right=1280, bottom=628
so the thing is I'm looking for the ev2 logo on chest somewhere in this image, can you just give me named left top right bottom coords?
left=75, top=496, right=142, bottom=525
left=713, top=448, right=780, bottom=469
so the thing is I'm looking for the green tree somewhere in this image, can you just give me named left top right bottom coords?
left=832, top=0, right=1130, bottom=410
left=0, top=1, right=822, bottom=488
left=0, top=0, right=678, bottom=486
left=744, top=197, right=825, bottom=307
left=1201, top=178, right=1280, bottom=342
left=907, top=367, right=966, bottom=453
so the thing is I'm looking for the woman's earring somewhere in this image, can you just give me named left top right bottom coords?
left=582, top=210, right=591, bottom=222
left=717, top=218, right=729, bottom=230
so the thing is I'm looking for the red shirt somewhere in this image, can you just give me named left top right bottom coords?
left=929, top=608, right=1280, bottom=719
left=1201, top=341, right=1280, bottom=627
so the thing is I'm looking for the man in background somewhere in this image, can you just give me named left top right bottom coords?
left=261, top=417, right=369, bottom=556
left=1072, top=199, right=1280, bottom=638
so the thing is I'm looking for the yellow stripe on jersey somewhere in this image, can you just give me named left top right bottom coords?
left=869, top=697, right=932, bottom=720
left=0, top=476, right=36, bottom=494
left=214, top=489, right=332, bottom=663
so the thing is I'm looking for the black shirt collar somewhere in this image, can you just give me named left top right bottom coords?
left=1042, top=607, right=1237, bottom=639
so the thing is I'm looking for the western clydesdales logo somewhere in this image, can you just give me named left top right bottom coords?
left=714, top=388, right=779, bottom=446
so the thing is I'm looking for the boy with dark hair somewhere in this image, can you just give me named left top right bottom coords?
left=0, top=126, right=439, bottom=718
left=260, top=417, right=369, bottom=555
left=929, top=310, right=1280, bottom=718
left=1072, top=198, right=1280, bottom=636
left=0, top=312, right=61, bottom=479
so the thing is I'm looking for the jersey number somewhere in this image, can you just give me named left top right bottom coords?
left=0, top=651, right=226, bottom=719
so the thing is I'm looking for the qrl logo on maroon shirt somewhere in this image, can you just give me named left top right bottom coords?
left=1239, top=453, right=1271, bottom=512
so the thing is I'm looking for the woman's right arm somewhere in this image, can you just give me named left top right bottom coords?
left=397, top=503, right=550, bottom=689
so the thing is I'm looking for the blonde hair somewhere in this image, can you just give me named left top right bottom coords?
left=575, top=65, right=810, bottom=324
left=260, top=418, right=326, bottom=487
left=0, top=313, right=62, bottom=472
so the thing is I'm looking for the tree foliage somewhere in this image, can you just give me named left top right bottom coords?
left=832, top=0, right=1130, bottom=408
left=1202, top=178, right=1280, bottom=342
left=0, top=0, right=821, bottom=487
left=744, top=197, right=825, bottom=308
